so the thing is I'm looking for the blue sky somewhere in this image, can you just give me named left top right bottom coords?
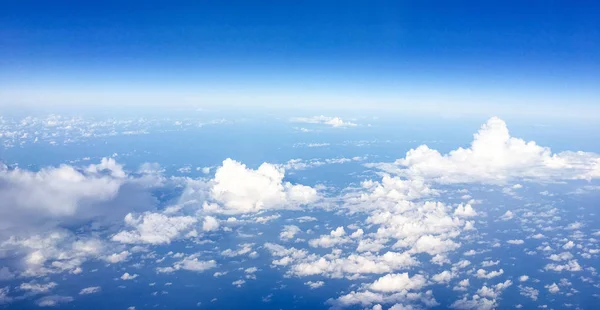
left=1, top=1, right=599, bottom=116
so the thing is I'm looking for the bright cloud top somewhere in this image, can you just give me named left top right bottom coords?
left=373, top=117, right=600, bottom=184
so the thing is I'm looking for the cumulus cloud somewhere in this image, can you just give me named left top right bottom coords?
left=112, top=212, right=197, bottom=245
left=371, top=117, right=600, bottom=184
left=103, top=250, right=130, bottom=264
left=1, top=231, right=104, bottom=277
left=156, top=254, right=216, bottom=273
left=475, top=268, right=504, bottom=279
left=265, top=242, right=417, bottom=279
left=369, top=273, right=428, bottom=292
left=185, top=159, right=318, bottom=214
left=0, top=158, right=157, bottom=237
left=305, top=280, right=325, bottom=289
left=280, top=225, right=301, bottom=241
left=120, top=272, right=138, bottom=280
left=291, top=115, right=357, bottom=128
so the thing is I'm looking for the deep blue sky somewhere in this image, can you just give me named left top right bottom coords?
left=1, top=1, right=599, bottom=115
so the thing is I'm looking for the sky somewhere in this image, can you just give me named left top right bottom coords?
left=1, top=1, right=599, bottom=116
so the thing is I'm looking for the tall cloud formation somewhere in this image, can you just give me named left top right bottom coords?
left=183, top=159, right=319, bottom=214
left=373, top=117, right=600, bottom=184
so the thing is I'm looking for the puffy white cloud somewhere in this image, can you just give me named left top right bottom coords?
left=545, top=282, right=560, bottom=294
left=305, top=281, right=325, bottom=289
left=202, top=216, right=220, bottom=232
left=562, top=240, right=575, bottom=249
left=191, top=159, right=318, bottom=214
left=328, top=289, right=438, bottom=309
left=453, top=204, right=477, bottom=217
left=156, top=254, right=216, bottom=273
left=120, top=272, right=138, bottom=280
left=220, top=243, right=257, bottom=258
left=112, top=212, right=197, bottom=245
left=431, top=270, right=455, bottom=284
left=0, top=158, right=158, bottom=237
left=476, top=280, right=512, bottom=299
left=369, top=273, right=428, bottom=293
left=1, top=231, right=104, bottom=277
left=103, top=250, right=130, bottom=264
left=280, top=225, right=301, bottom=241
left=544, top=260, right=582, bottom=272
left=79, top=286, right=101, bottom=295
left=519, top=285, right=539, bottom=300
left=265, top=243, right=417, bottom=279
left=507, top=239, right=524, bottom=245
left=475, top=268, right=504, bottom=279
left=309, top=227, right=351, bottom=248
left=291, top=115, right=357, bottom=128
left=19, top=282, right=57, bottom=294
left=372, top=117, right=600, bottom=184
left=519, top=275, right=529, bottom=282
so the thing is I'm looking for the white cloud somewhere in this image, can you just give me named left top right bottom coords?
left=19, top=282, right=57, bottom=294
left=545, top=283, right=560, bottom=294
left=371, top=117, right=600, bottom=184
left=544, top=260, right=582, bottom=272
left=305, top=281, right=325, bottom=289
left=291, top=115, right=357, bottom=128
left=453, top=204, right=477, bottom=217
left=369, top=273, right=428, bottom=292
left=156, top=254, right=216, bottom=274
left=79, top=286, right=101, bottom=295
left=196, top=159, right=319, bottom=214
left=35, top=295, right=73, bottom=307
left=507, top=239, right=524, bottom=245
left=103, top=250, right=130, bottom=264
left=431, top=270, right=455, bottom=284
left=202, top=216, right=220, bottom=232
left=120, top=272, right=138, bottom=280
left=280, top=225, right=301, bottom=241
left=519, top=275, right=529, bottom=282
left=475, top=268, right=504, bottom=279
left=519, top=285, right=539, bottom=300
left=112, top=212, right=197, bottom=245
left=309, top=226, right=350, bottom=248
left=0, top=158, right=158, bottom=237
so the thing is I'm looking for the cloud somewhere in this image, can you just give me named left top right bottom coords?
left=202, top=216, right=220, bottom=232
left=280, top=225, right=301, bottom=241
left=1, top=231, right=104, bottom=277
left=19, top=282, right=57, bottom=294
left=291, top=115, right=357, bottom=128
left=369, top=273, right=428, bottom=292
left=112, top=212, right=197, bottom=245
left=370, top=117, right=600, bottom=184
left=183, top=159, right=319, bottom=214
left=0, top=158, right=158, bottom=237
left=156, top=254, right=216, bottom=273
left=475, top=268, right=504, bottom=279
left=305, top=281, right=325, bottom=289
left=120, top=272, right=138, bottom=280
left=35, top=295, right=74, bottom=307
left=265, top=243, right=418, bottom=279
left=309, top=226, right=351, bottom=248
left=79, top=286, right=101, bottom=295
left=103, top=250, right=130, bottom=264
